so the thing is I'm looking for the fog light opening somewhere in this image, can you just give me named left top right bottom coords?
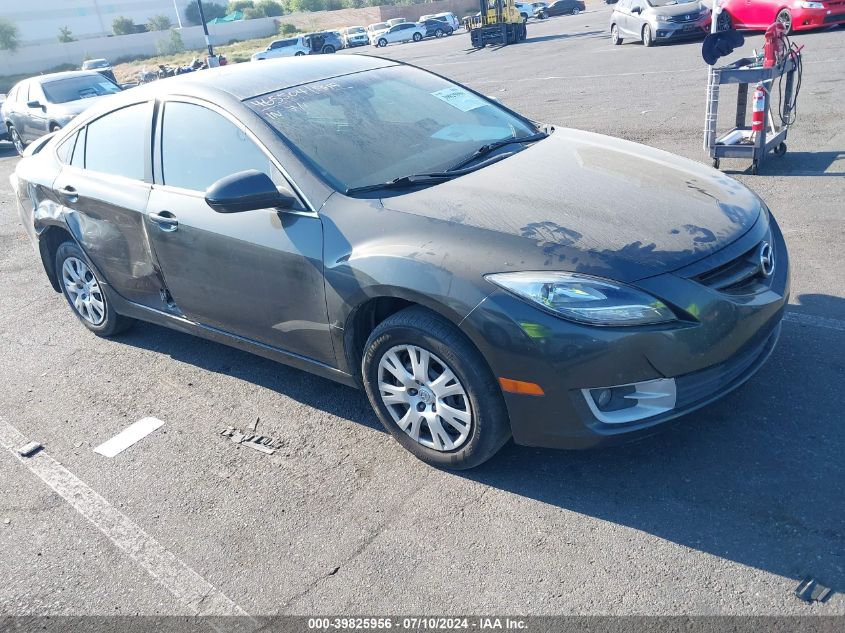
left=582, top=378, right=677, bottom=425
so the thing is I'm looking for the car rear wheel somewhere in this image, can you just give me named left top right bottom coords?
left=572, top=6, right=580, bottom=14
left=642, top=24, right=654, bottom=46
left=55, top=241, right=135, bottom=337
left=322, top=44, right=336, bottom=53
left=435, top=28, right=444, bottom=37
left=378, top=37, right=388, bottom=47
left=611, top=23, right=622, bottom=44
left=362, top=307, right=511, bottom=470
left=717, top=9, right=732, bottom=30
left=295, top=51, right=305, bottom=56
left=413, top=32, right=423, bottom=41
left=776, top=9, right=793, bottom=34
left=9, top=126, right=24, bottom=156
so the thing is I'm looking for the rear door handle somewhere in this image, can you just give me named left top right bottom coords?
left=57, top=185, right=78, bottom=203
left=149, top=210, right=179, bottom=232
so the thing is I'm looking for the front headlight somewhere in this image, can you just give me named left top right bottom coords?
left=485, top=271, right=677, bottom=326
left=800, top=1, right=824, bottom=7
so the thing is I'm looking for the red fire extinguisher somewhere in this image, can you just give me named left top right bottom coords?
left=763, top=22, right=786, bottom=68
left=751, top=83, right=767, bottom=135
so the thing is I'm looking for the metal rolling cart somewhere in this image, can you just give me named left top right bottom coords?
left=704, top=53, right=799, bottom=174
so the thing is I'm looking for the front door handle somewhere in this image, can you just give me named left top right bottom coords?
left=57, top=185, right=78, bottom=203
left=149, top=210, right=179, bottom=232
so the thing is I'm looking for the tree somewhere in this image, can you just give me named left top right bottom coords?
left=287, top=0, right=325, bottom=12
left=0, top=18, right=19, bottom=52
left=57, top=26, right=76, bottom=43
left=146, top=15, right=172, bottom=31
left=278, top=22, right=298, bottom=34
left=156, top=29, right=185, bottom=55
left=255, top=0, right=285, bottom=16
left=185, top=1, right=228, bottom=25
left=112, top=16, right=136, bottom=35
left=227, top=0, right=254, bottom=11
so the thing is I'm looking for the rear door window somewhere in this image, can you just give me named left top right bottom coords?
left=84, top=102, right=151, bottom=180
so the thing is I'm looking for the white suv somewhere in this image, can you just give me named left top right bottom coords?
left=370, top=22, right=426, bottom=47
left=251, top=37, right=310, bottom=61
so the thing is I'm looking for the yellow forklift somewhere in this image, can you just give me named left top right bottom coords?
left=466, top=0, right=527, bottom=47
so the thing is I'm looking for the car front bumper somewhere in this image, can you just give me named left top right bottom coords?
left=792, top=7, right=845, bottom=29
left=653, top=19, right=710, bottom=41
left=460, top=212, right=790, bottom=449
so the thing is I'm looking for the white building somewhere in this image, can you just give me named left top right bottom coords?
left=5, top=0, right=198, bottom=45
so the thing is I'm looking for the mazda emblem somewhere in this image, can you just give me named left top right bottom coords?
left=758, top=241, right=774, bottom=277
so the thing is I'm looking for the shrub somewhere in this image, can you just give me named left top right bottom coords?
left=156, top=29, right=186, bottom=55
left=228, top=0, right=255, bottom=11
left=146, top=15, right=173, bottom=31
left=0, top=18, right=20, bottom=51
left=112, top=16, right=136, bottom=35
left=57, top=26, right=76, bottom=43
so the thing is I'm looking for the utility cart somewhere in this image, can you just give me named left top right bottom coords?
left=704, top=54, right=799, bottom=174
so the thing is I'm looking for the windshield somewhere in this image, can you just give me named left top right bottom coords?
left=42, top=76, right=120, bottom=103
left=246, top=65, right=537, bottom=192
left=369, top=23, right=388, bottom=30
left=647, top=0, right=697, bottom=6
left=348, top=26, right=366, bottom=33
left=84, top=60, right=110, bottom=69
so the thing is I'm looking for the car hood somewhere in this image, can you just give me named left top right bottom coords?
left=650, top=1, right=707, bottom=16
left=384, top=128, right=762, bottom=281
left=51, top=95, right=112, bottom=118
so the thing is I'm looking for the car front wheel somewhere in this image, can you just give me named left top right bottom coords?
left=378, top=38, right=388, bottom=47
left=413, top=32, right=423, bottom=41
left=322, top=45, right=336, bottom=53
left=362, top=307, right=511, bottom=470
left=611, top=23, right=622, bottom=44
left=435, top=28, right=444, bottom=37
left=642, top=24, right=653, bottom=46
left=572, top=6, right=580, bottom=14
left=55, top=241, right=135, bottom=337
left=776, top=8, right=793, bottom=34
left=9, top=126, right=25, bottom=156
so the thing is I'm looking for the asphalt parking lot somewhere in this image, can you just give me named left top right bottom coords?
left=1, top=6, right=844, bottom=617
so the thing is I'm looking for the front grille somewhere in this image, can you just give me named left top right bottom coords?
left=674, top=324, right=780, bottom=409
left=693, top=240, right=771, bottom=295
left=666, top=12, right=700, bottom=22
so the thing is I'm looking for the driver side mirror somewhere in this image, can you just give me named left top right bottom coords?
left=631, top=5, right=642, bottom=12
left=205, top=170, right=298, bottom=214
left=27, top=100, right=44, bottom=109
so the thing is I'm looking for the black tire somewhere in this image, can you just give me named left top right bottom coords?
left=378, top=37, right=388, bottom=47
left=642, top=24, right=654, bottom=46
left=776, top=9, right=793, bottom=34
left=49, top=123, right=61, bottom=133
left=412, top=31, right=423, bottom=41
left=9, top=125, right=25, bottom=156
left=322, top=45, right=335, bottom=54
left=435, top=28, right=444, bottom=37
left=611, top=23, right=622, bottom=44
left=295, top=51, right=305, bottom=56
left=712, top=157, right=720, bottom=169
left=362, top=307, right=511, bottom=470
left=774, top=142, right=787, bottom=157
left=55, top=241, right=135, bottom=337
left=717, top=9, right=732, bottom=30
left=572, top=7, right=580, bottom=14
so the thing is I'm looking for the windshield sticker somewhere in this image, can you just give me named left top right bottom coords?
left=430, top=87, right=487, bottom=112
left=248, top=82, right=354, bottom=119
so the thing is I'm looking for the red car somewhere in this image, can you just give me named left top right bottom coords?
left=717, top=0, right=845, bottom=32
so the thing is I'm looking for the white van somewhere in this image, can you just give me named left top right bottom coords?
left=419, top=12, right=461, bottom=30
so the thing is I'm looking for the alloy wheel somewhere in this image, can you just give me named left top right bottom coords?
left=777, top=9, right=792, bottom=33
left=10, top=127, right=24, bottom=155
left=717, top=10, right=732, bottom=30
left=377, top=344, right=473, bottom=452
left=61, top=257, right=106, bottom=325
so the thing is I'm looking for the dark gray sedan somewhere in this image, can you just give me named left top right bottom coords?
left=11, top=56, right=789, bottom=469
left=2, top=70, right=122, bottom=156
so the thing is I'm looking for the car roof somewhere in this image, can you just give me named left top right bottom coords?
left=23, top=70, right=108, bottom=86
left=111, top=56, right=400, bottom=103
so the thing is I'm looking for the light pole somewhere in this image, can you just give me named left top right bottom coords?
left=195, top=0, right=215, bottom=59
left=172, top=0, right=184, bottom=28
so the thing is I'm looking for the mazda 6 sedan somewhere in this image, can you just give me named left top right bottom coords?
left=11, top=56, right=789, bottom=469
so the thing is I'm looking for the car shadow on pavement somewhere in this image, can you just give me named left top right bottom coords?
left=526, top=30, right=606, bottom=43
left=0, top=143, right=18, bottom=158
left=458, top=297, right=845, bottom=597
left=113, top=321, right=385, bottom=434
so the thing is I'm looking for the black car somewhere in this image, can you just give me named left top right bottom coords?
left=421, top=18, right=454, bottom=37
left=538, top=0, right=585, bottom=17
left=12, top=56, right=789, bottom=469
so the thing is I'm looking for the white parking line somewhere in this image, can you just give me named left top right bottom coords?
left=94, top=417, right=164, bottom=458
left=784, top=311, right=845, bottom=332
left=472, top=66, right=701, bottom=84
left=0, top=418, right=249, bottom=617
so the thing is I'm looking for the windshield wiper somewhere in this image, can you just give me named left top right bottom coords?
left=345, top=173, right=455, bottom=196
left=448, top=131, right=548, bottom=172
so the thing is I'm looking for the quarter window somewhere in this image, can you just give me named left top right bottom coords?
left=160, top=101, right=273, bottom=192
left=84, top=102, right=151, bottom=180
left=56, top=130, right=79, bottom=164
